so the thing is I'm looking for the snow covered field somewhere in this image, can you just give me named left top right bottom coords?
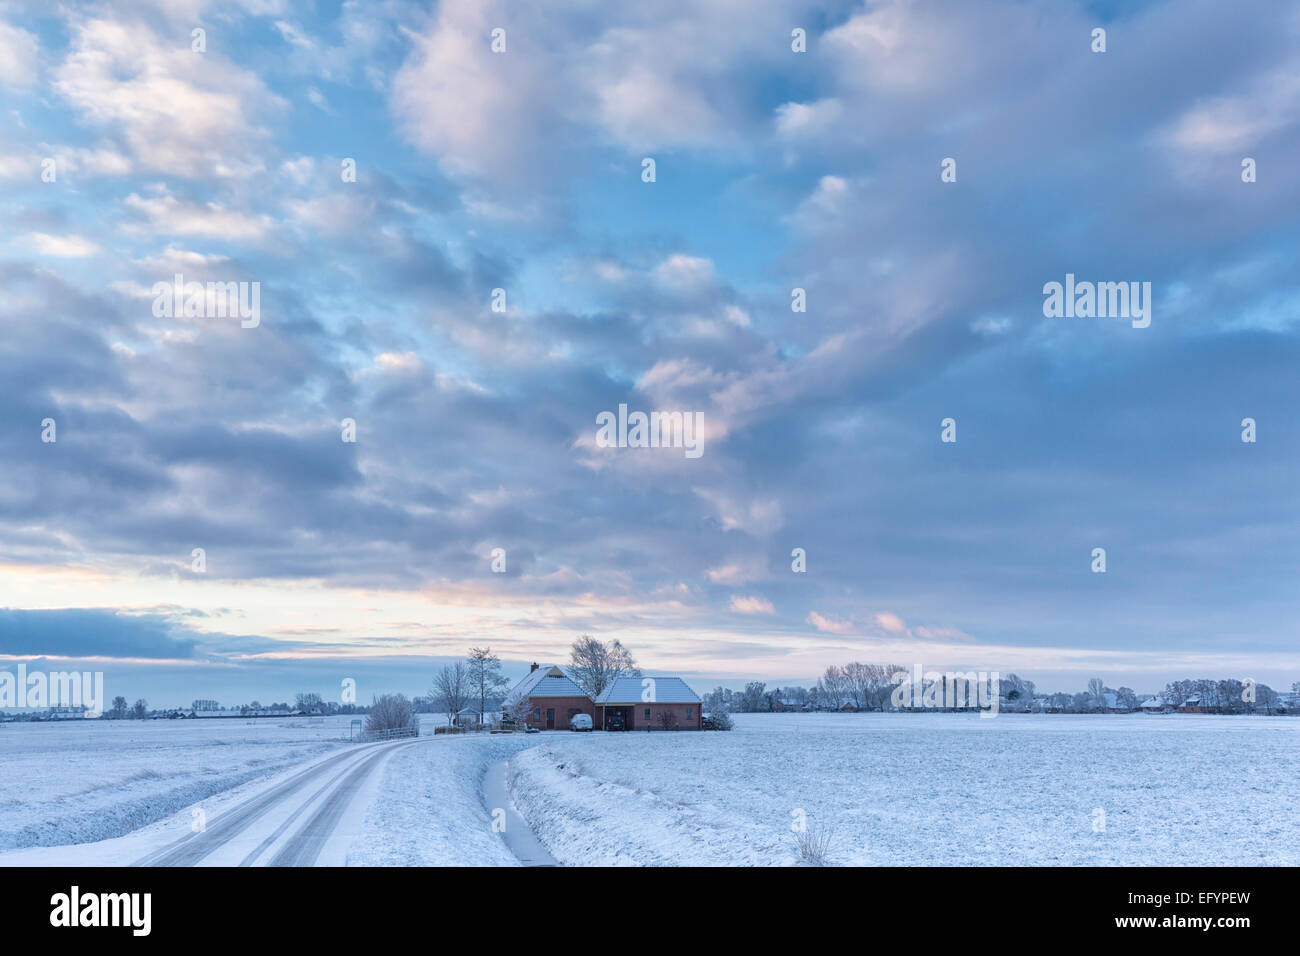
left=1, top=712, right=1296, bottom=866
left=507, top=713, right=1300, bottom=866
left=0, top=716, right=355, bottom=850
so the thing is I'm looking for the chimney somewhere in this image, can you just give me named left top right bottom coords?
left=530, top=662, right=539, bottom=673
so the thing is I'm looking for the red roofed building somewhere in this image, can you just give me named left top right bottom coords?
left=503, top=664, right=595, bottom=730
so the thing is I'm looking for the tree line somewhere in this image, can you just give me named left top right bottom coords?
left=702, top=663, right=1298, bottom=715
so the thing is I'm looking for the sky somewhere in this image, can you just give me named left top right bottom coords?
left=1, top=0, right=1299, bottom=708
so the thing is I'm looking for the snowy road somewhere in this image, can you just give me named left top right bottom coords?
left=133, top=737, right=426, bottom=867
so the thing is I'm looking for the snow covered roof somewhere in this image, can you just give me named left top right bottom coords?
left=595, top=676, right=701, bottom=704
left=1140, top=697, right=1166, bottom=708
left=503, top=665, right=590, bottom=706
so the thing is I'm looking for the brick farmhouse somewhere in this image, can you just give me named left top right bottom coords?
left=595, top=676, right=702, bottom=730
left=504, top=665, right=595, bottom=730
left=503, top=664, right=702, bottom=731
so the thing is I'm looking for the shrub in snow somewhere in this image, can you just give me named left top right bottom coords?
left=366, top=693, right=415, bottom=734
left=795, top=822, right=836, bottom=866
left=706, top=711, right=733, bottom=731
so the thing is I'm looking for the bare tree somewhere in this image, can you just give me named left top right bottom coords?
left=567, top=635, right=639, bottom=698
left=656, top=709, right=679, bottom=731
left=365, top=693, right=414, bottom=735
left=507, top=693, right=534, bottom=730
left=739, top=681, right=768, bottom=712
left=819, top=665, right=849, bottom=710
left=1087, top=678, right=1106, bottom=710
left=841, top=663, right=871, bottom=710
left=131, top=698, right=149, bottom=720
left=466, top=647, right=509, bottom=720
left=431, top=662, right=470, bottom=727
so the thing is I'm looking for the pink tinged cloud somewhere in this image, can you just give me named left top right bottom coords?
left=806, top=610, right=854, bottom=635
left=728, top=595, right=775, bottom=615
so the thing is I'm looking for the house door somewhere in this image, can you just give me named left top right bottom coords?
left=546, top=708, right=555, bottom=729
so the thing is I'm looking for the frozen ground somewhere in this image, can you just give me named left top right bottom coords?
left=1, top=712, right=1296, bottom=865
left=507, top=713, right=1300, bottom=866
left=0, top=716, right=355, bottom=850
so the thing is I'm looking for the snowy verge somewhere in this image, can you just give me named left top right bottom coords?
left=347, top=734, right=538, bottom=866
left=508, top=739, right=794, bottom=865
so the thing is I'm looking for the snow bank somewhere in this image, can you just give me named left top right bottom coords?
left=509, top=737, right=793, bottom=865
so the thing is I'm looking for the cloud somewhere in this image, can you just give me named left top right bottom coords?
left=652, top=254, right=715, bottom=292
left=729, top=595, right=775, bottom=615
left=1158, top=62, right=1300, bottom=156
left=705, top=558, right=767, bottom=586
left=391, top=3, right=562, bottom=186
left=874, top=612, right=907, bottom=635
left=0, top=608, right=197, bottom=659
left=0, top=21, right=39, bottom=87
left=2, top=0, right=1299, bottom=696
left=124, top=192, right=274, bottom=241
left=26, top=233, right=100, bottom=258
left=372, top=352, right=423, bottom=374
left=774, top=99, right=843, bottom=140
left=807, top=611, right=854, bottom=635
left=54, top=15, right=282, bottom=179
left=390, top=0, right=814, bottom=188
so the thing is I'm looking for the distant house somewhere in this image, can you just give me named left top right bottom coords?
left=455, top=706, right=491, bottom=729
left=1101, top=692, right=1132, bottom=713
left=1140, top=697, right=1171, bottom=714
left=1178, top=695, right=1206, bottom=714
left=502, top=663, right=595, bottom=731
left=837, top=699, right=858, bottom=713
left=594, top=676, right=702, bottom=730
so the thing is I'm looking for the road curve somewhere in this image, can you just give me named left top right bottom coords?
left=134, top=737, right=425, bottom=867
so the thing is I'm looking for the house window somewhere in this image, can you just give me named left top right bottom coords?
left=532, top=708, right=540, bottom=720
left=644, top=707, right=651, bottom=719
left=686, top=707, right=693, bottom=719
